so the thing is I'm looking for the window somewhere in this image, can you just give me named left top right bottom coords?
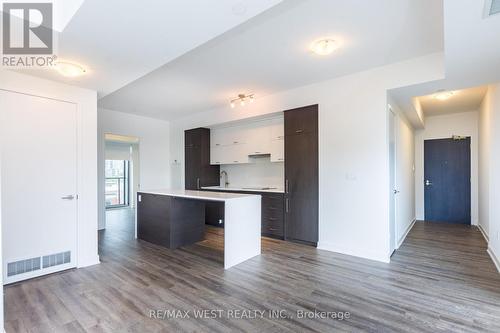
left=105, top=160, right=130, bottom=208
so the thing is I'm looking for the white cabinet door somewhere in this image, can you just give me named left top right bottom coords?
left=247, top=125, right=271, bottom=155
left=270, top=138, right=285, bottom=162
left=1, top=91, right=78, bottom=283
left=211, top=128, right=230, bottom=147
left=226, top=125, right=250, bottom=145
left=210, top=146, right=223, bottom=165
left=225, top=144, right=249, bottom=164
left=270, top=118, right=285, bottom=141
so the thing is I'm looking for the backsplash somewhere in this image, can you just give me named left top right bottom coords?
left=220, top=156, right=284, bottom=189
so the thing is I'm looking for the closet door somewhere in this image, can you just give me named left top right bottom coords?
left=1, top=91, right=78, bottom=283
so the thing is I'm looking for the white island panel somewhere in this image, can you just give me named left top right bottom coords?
left=224, top=195, right=261, bottom=269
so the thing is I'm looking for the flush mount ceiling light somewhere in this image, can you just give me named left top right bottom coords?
left=230, top=94, right=254, bottom=108
left=433, top=90, right=456, bottom=101
left=54, top=61, right=87, bottom=77
left=310, top=38, right=340, bottom=56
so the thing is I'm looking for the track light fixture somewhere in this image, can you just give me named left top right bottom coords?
left=230, top=94, right=254, bottom=108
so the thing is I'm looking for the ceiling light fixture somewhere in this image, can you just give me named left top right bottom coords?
left=54, top=61, right=87, bottom=77
left=433, top=90, right=456, bottom=101
left=310, top=38, right=339, bottom=56
left=230, top=94, right=254, bottom=108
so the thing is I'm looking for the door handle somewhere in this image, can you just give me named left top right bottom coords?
left=61, top=195, right=75, bottom=200
left=285, top=179, right=289, bottom=193
left=197, top=178, right=200, bottom=189
left=285, top=198, right=289, bottom=213
left=393, top=189, right=400, bottom=194
left=425, top=180, right=433, bottom=186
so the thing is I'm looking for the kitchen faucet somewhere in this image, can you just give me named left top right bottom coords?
left=220, top=170, right=229, bottom=188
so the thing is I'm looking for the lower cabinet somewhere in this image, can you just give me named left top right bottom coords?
left=201, top=190, right=284, bottom=239
left=261, top=193, right=284, bottom=238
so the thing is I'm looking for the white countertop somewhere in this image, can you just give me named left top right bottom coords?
left=201, top=186, right=285, bottom=194
left=138, top=189, right=259, bottom=201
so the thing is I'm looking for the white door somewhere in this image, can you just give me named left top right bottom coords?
left=0, top=90, right=78, bottom=284
left=388, top=107, right=397, bottom=255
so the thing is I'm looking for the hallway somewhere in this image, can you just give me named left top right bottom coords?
left=4, top=214, right=500, bottom=332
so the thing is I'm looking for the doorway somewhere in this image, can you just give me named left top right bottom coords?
left=424, top=137, right=471, bottom=224
left=105, top=160, right=130, bottom=208
left=102, top=134, right=140, bottom=241
left=388, top=106, right=397, bottom=254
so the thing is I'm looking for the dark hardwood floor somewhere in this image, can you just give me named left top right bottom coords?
left=4, top=210, right=500, bottom=332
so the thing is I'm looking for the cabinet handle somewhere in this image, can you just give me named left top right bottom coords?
left=233, top=161, right=238, bottom=163
left=233, top=141, right=239, bottom=144
left=268, top=217, right=277, bottom=221
left=197, top=178, right=200, bottom=189
left=278, top=158, right=284, bottom=161
left=285, top=180, right=289, bottom=193
left=269, top=228, right=277, bottom=231
left=295, top=129, right=304, bottom=134
left=286, top=198, right=289, bottom=213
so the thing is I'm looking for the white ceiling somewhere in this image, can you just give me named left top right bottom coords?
left=10, top=0, right=283, bottom=97
left=417, top=86, right=488, bottom=117
left=98, top=0, right=444, bottom=120
left=389, top=0, right=500, bottom=128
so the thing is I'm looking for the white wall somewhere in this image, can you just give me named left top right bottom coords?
left=479, top=89, right=492, bottom=238
left=98, top=108, right=170, bottom=229
left=388, top=99, right=416, bottom=247
left=479, top=84, right=500, bottom=271
left=414, top=111, right=479, bottom=225
left=169, top=53, right=443, bottom=263
left=0, top=70, right=99, bottom=270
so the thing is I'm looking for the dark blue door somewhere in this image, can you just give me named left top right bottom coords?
left=424, top=138, right=471, bottom=224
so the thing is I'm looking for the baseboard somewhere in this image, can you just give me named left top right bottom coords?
left=397, top=218, right=416, bottom=249
left=478, top=224, right=489, bottom=243
left=317, top=242, right=390, bottom=263
left=487, top=247, right=500, bottom=273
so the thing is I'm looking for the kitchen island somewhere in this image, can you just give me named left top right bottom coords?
left=136, top=189, right=261, bottom=269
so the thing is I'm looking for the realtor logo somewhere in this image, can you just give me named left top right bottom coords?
left=2, top=2, right=53, bottom=54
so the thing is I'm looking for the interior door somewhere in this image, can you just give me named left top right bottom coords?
left=424, top=138, right=471, bottom=224
left=0, top=90, right=78, bottom=283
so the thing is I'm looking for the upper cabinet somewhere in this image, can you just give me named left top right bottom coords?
left=185, top=128, right=220, bottom=190
left=210, top=116, right=284, bottom=165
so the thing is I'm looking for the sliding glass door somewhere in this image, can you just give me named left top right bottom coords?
left=105, top=160, right=130, bottom=208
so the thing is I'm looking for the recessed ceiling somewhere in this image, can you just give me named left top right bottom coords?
left=99, top=0, right=443, bottom=120
left=8, top=0, right=283, bottom=97
left=417, top=86, right=488, bottom=117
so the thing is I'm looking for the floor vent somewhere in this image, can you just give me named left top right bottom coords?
left=42, top=251, right=71, bottom=268
left=7, top=257, right=41, bottom=277
left=486, top=0, right=500, bottom=16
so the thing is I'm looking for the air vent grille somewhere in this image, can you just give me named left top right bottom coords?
left=7, top=257, right=41, bottom=277
left=490, top=0, right=500, bottom=15
left=42, top=251, right=71, bottom=268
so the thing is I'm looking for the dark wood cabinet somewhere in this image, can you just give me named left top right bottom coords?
left=261, top=193, right=284, bottom=238
left=137, top=193, right=205, bottom=249
left=284, top=105, right=319, bottom=246
left=201, top=189, right=284, bottom=239
left=185, top=128, right=220, bottom=190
